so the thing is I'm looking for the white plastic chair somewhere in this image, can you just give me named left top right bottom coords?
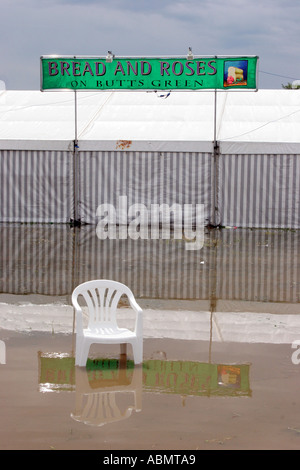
left=72, top=280, right=143, bottom=366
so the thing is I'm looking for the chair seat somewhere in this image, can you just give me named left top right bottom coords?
left=83, top=327, right=136, bottom=340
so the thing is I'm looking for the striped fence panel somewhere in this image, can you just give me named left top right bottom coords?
left=1, top=149, right=299, bottom=229
left=216, top=228, right=300, bottom=303
left=0, top=224, right=74, bottom=295
left=72, top=231, right=213, bottom=301
left=77, top=151, right=214, bottom=225
left=0, top=150, right=73, bottom=223
left=219, top=154, right=300, bottom=228
left=0, top=224, right=298, bottom=303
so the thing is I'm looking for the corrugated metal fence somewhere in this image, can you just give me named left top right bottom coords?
left=0, top=149, right=73, bottom=223
left=0, top=148, right=299, bottom=228
left=0, top=224, right=299, bottom=303
left=219, top=153, right=300, bottom=228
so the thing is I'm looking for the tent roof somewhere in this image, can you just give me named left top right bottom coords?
left=0, top=89, right=299, bottom=153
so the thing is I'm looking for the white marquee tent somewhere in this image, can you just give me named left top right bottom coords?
left=0, top=89, right=299, bottom=227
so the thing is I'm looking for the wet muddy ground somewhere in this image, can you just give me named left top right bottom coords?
left=0, top=330, right=299, bottom=450
left=0, top=225, right=299, bottom=450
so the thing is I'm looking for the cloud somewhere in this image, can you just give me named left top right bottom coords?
left=1, top=0, right=300, bottom=89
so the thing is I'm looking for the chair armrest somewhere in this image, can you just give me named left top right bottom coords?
left=72, top=292, right=84, bottom=335
left=128, top=294, right=142, bottom=314
left=134, top=309, right=143, bottom=338
left=128, top=296, right=143, bottom=337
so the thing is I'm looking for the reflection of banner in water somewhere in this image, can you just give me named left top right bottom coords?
left=38, top=353, right=76, bottom=392
left=143, top=360, right=251, bottom=397
left=2, top=225, right=298, bottom=303
left=38, top=355, right=251, bottom=397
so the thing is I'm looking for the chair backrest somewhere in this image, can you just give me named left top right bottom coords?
left=72, top=280, right=135, bottom=329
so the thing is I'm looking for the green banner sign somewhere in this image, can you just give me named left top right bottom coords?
left=40, top=56, right=258, bottom=91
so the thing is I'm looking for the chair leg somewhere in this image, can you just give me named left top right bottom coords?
left=0, top=340, right=6, bottom=364
left=76, top=340, right=90, bottom=367
left=131, top=340, right=143, bottom=364
left=75, top=336, right=83, bottom=366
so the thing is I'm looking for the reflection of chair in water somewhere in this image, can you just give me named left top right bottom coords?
left=72, top=280, right=143, bottom=366
left=0, top=340, right=6, bottom=364
left=71, top=358, right=142, bottom=426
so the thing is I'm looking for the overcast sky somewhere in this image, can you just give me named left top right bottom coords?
left=1, top=0, right=300, bottom=90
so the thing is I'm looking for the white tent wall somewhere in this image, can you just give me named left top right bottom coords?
left=0, top=89, right=299, bottom=228
left=216, top=90, right=300, bottom=228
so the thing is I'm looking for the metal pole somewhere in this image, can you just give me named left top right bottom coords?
left=74, top=88, right=78, bottom=143
left=73, top=89, right=79, bottom=225
left=213, top=88, right=217, bottom=148
left=212, top=88, right=219, bottom=227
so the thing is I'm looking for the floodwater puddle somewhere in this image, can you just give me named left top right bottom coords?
left=0, top=224, right=299, bottom=449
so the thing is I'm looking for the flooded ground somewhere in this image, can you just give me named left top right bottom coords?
left=0, top=224, right=299, bottom=450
